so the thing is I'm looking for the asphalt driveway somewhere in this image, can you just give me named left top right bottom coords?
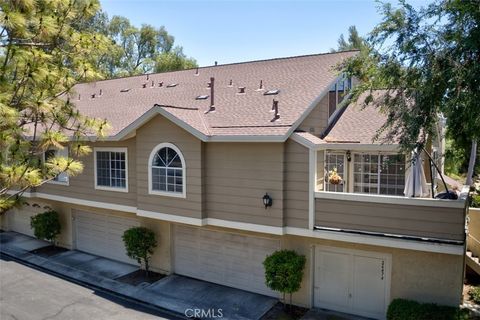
left=0, top=255, right=179, bottom=320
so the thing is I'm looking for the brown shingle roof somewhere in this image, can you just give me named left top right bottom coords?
left=70, top=51, right=358, bottom=140
left=324, top=91, right=391, bottom=144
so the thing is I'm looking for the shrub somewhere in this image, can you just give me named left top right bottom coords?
left=122, top=227, right=157, bottom=276
left=30, top=210, right=61, bottom=245
left=387, top=299, right=469, bottom=320
left=471, top=194, right=480, bottom=208
left=263, top=249, right=306, bottom=307
left=469, top=286, right=480, bottom=304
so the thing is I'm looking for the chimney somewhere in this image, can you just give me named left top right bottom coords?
left=209, top=77, right=215, bottom=111
left=271, top=100, right=280, bottom=122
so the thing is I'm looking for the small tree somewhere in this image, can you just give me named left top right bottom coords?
left=30, top=210, right=61, bottom=246
left=263, top=250, right=306, bottom=308
left=122, top=227, right=157, bottom=276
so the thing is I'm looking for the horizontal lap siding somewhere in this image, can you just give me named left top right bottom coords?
left=37, top=139, right=137, bottom=207
left=298, top=95, right=329, bottom=135
left=136, top=115, right=203, bottom=218
left=315, top=198, right=465, bottom=241
left=284, top=139, right=309, bottom=228
left=205, top=143, right=283, bottom=227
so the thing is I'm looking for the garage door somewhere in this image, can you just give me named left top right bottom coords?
left=7, top=202, right=50, bottom=237
left=74, top=209, right=139, bottom=264
left=314, top=246, right=390, bottom=319
left=174, top=225, right=280, bottom=296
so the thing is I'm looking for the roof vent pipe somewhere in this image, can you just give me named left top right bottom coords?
left=146, top=74, right=149, bottom=81
left=214, top=61, right=218, bottom=66
left=158, top=82, right=163, bottom=87
left=209, top=77, right=215, bottom=111
left=99, top=89, right=103, bottom=96
left=195, top=68, right=199, bottom=75
left=142, top=83, right=147, bottom=88
left=229, top=79, right=233, bottom=87
left=271, top=99, right=280, bottom=122
left=78, top=94, right=81, bottom=100
left=91, top=93, right=96, bottom=99
left=238, top=87, right=246, bottom=94
left=259, top=80, right=263, bottom=90
left=151, top=80, right=154, bottom=87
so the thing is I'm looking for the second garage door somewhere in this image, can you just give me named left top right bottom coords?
left=174, top=225, right=280, bottom=297
left=74, top=209, right=139, bottom=264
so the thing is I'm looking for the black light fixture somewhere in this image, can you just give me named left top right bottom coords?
left=346, top=150, right=352, bottom=162
left=263, top=193, right=273, bottom=209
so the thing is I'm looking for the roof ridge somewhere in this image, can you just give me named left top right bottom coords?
left=75, top=50, right=359, bottom=85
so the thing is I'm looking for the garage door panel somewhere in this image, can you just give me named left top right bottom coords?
left=174, top=225, right=279, bottom=297
left=74, top=209, right=139, bottom=264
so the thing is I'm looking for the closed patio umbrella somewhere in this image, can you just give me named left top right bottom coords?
left=404, top=150, right=429, bottom=198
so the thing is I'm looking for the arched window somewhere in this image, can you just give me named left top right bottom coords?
left=148, top=143, right=186, bottom=197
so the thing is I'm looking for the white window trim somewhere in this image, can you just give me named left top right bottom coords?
left=323, top=151, right=347, bottom=193
left=148, top=142, right=186, bottom=198
left=43, top=147, right=70, bottom=186
left=351, top=152, right=406, bottom=196
left=94, top=147, right=129, bottom=193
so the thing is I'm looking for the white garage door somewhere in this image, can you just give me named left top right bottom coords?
left=74, top=209, right=139, bottom=264
left=314, top=246, right=390, bottom=319
left=174, top=225, right=280, bottom=296
left=7, top=202, right=51, bottom=237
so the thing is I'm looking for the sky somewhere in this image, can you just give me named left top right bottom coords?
left=100, top=0, right=426, bottom=67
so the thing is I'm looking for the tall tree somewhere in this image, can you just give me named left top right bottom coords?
left=332, top=25, right=365, bottom=52
left=0, top=0, right=111, bottom=213
left=341, top=0, right=480, bottom=182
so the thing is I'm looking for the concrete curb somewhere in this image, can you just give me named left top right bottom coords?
left=0, top=246, right=188, bottom=319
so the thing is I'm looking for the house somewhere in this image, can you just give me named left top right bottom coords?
left=1, top=51, right=468, bottom=319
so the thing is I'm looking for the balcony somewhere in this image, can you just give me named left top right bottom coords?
left=312, top=149, right=468, bottom=244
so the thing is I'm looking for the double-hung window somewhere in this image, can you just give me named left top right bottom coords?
left=353, top=153, right=405, bottom=196
left=44, top=147, right=69, bottom=185
left=94, top=148, right=128, bottom=192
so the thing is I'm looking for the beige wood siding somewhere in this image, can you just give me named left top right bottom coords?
left=136, top=115, right=203, bottom=218
left=298, top=95, right=329, bottom=135
left=315, top=198, right=465, bottom=241
left=284, top=139, right=309, bottom=228
left=37, top=139, right=137, bottom=207
left=204, top=142, right=283, bottom=226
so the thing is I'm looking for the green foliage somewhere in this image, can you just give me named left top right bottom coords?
left=387, top=299, right=469, bottom=320
left=331, top=25, right=366, bottom=52
left=341, top=0, right=480, bottom=159
left=470, top=194, right=480, bottom=208
left=30, top=210, right=61, bottom=244
left=122, top=227, right=157, bottom=275
left=469, top=286, right=480, bottom=304
left=0, top=0, right=111, bottom=213
left=263, top=250, right=306, bottom=305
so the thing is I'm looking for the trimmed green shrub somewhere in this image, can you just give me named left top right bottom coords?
left=122, top=227, right=157, bottom=276
left=469, top=286, right=480, bottom=304
left=30, top=210, right=61, bottom=245
left=387, top=299, right=469, bottom=320
left=263, top=249, right=306, bottom=307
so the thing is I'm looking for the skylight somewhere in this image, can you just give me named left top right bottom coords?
left=196, top=95, right=209, bottom=100
left=264, top=89, right=279, bottom=95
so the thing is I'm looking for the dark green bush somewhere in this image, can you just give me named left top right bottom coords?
left=387, top=299, right=469, bottom=320
left=469, top=286, right=480, bottom=304
left=122, top=227, right=157, bottom=275
left=30, top=210, right=61, bottom=245
left=263, top=249, right=306, bottom=307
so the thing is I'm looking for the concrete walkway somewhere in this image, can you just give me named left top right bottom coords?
left=0, top=231, right=276, bottom=320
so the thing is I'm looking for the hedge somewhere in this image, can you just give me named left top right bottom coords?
left=387, top=299, right=469, bottom=320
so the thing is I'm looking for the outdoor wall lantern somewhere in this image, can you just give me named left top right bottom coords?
left=346, top=150, right=352, bottom=162
left=263, top=193, right=273, bottom=209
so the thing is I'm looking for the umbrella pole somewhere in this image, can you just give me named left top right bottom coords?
left=428, top=157, right=435, bottom=199
left=421, top=146, right=451, bottom=199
